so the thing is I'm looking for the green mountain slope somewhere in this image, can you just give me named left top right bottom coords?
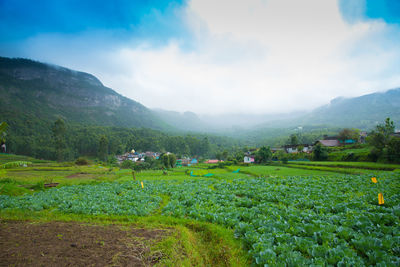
left=0, top=57, right=168, bottom=130
left=297, top=88, right=400, bottom=128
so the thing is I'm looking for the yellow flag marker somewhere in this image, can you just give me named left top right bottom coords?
left=141, top=181, right=144, bottom=188
left=378, top=193, right=384, bottom=205
left=371, top=177, right=377, bottom=183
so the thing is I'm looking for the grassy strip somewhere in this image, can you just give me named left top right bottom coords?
left=0, top=153, right=52, bottom=164
left=287, top=161, right=400, bottom=171
left=282, top=163, right=368, bottom=175
left=0, top=210, right=249, bottom=267
left=226, top=165, right=338, bottom=177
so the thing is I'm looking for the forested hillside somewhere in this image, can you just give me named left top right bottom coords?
left=0, top=57, right=168, bottom=130
left=0, top=57, right=244, bottom=160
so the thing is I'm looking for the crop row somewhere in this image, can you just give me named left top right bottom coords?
left=1, top=173, right=399, bottom=265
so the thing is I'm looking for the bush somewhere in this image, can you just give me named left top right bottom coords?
left=218, top=161, right=234, bottom=168
left=132, top=162, right=151, bottom=171
left=75, top=157, right=89, bottom=165
left=313, top=143, right=328, bottom=161
left=120, top=160, right=135, bottom=169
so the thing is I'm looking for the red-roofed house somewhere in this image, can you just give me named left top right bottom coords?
left=205, top=159, right=221, bottom=164
left=316, top=139, right=340, bottom=147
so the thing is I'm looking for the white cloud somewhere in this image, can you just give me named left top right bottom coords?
left=27, top=0, right=400, bottom=115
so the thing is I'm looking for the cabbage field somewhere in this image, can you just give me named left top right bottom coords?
left=1, top=172, right=400, bottom=266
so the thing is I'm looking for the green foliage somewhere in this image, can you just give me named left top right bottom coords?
left=168, top=153, right=176, bottom=168
left=52, top=118, right=66, bottom=162
left=120, top=160, right=135, bottom=169
left=0, top=161, right=31, bottom=169
left=161, top=154, right=170, bottom=168
left=235, top=151, right=244, bottom=162
left=313, top=143, right=328, bottom=161
left=0, top=121, right=8, bottom=143
left=75, top=157, right=89, bottom=166
left=255, top=146, right=272, bottom=163
left=289, top=134, right=299, bottom=145
left=328, top=146, right=371, bottom=162
left=368, top=118, right=399, bottom=163
left=386, top=136, right=400, bottom=163
left=97, top=135, right=108, bottom=161
left=132, top=162, right=151, bottom=172
left=285, top=160, right=400, bottom=171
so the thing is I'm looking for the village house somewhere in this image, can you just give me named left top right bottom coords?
left=314, top=139, right=340, bottom=147
left=283, top=144, right=313, bottom=153
left=116, top=150, right=162, bottom=164
left=176, top=158, right=198, bottom=167
left=244, top=155, right=255, bottom=163
left=176, top=158, right=190, bottom=166
left=205, top=159, right=221, bottom=164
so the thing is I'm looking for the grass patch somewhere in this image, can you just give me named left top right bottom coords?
left=288, top=161, right=400, bottom=171
left=226, top=165, right=340, bottom=177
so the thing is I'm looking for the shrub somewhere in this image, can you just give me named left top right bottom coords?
left=75, top=157, right=89, bottom=165
left=120, top=160, right=135, bottom=169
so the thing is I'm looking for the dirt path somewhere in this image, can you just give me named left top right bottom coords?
left=0, top=220, right=171, bottom=266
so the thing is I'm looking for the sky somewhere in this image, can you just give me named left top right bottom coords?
left=1, top=0, right=400, bottom=115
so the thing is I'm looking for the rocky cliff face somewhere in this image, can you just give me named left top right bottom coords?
left=0, top=57, right=168, bottom=130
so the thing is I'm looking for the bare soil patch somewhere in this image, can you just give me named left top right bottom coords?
left=0, top=220, right=171, bottom=266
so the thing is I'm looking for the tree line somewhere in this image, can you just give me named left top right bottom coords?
left=4, top=118, right=242, bottom=161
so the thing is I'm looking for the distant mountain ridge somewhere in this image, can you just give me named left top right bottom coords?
left=154, top=88, right=400, bottom=133
left=0, top=57, right=168, bottom=130
left=295, top=88, right=400, bottom=129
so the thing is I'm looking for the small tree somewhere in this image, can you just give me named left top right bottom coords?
left=386, top=136, right=400, bottom=163
left=52, top=118, right=66, bottom=162
left=168, top=153, right=177, bottom=168
left=235, top=151, right=244, bottom=162
left=289, top=134, right=299, bottom=146
left=367, top=118, right=396, bottom=162
left=222, top=150, right=229, bottom=161
left=121, top=160, right=135, bottom=169
left=313, top=143, right=328, bottom=161
left=161, top=154, right=170, bottom=168
left=255, top=146, right=272, bottom=164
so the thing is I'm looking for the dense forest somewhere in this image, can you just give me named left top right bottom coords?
left=3, top=117, right=245, bottom=161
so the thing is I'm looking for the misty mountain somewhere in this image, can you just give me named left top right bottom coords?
left=153, top=109, right=307, bottom=132
left=0, top=57, right=169, bottom=130
left=152, top=109, right=207, bottom=132
left=154, top=88, right=400, bottom=133
left=295, top=88, right=400, bottom=129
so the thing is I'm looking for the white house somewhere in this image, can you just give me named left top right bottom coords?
left=244, top=156, right=255, bottom=163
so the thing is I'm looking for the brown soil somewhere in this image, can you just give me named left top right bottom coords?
left=0, top=220, right=171, bottom=267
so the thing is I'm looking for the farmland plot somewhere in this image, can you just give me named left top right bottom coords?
left=1, top=173, right=399, bottom=266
